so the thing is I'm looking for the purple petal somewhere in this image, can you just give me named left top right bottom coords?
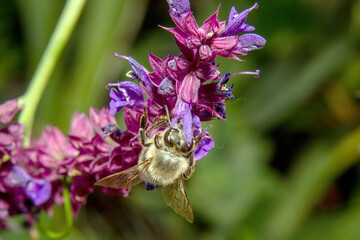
left=109, top=99, right=120, bottom=116
left=222, top=3, right=259, bottom=37
left=172, top=99, right=193, bottom=145
left=108, top=81, right=145, bottom=115
left=5, top=166, right=31, bottom=187
left=0, top=99, right=22, bottom=124
left=114, top=54, right=152, bottom=90
left=216, top=73, right=234, bottom=99
left=194, top=132, right=214, bottom=160
left=191, top=115, right=215, bottom=160
left=167, top=0, right=190, bottom=20
left=25, top=179, right=52, bottom=206
left=234, top=33, right=266, bottom=54
left=215, top=102, right=226, bottom=119
left=158, top=77, right=174, bottom=95
left=128, top=57, right=152, bottom=89
left=182, top=107, right=193, bottom=145
left=240, top=24, right=255, bottom=33
left=4, top=166, right=51, bottom=206
left=191, top=114, right=201, bottom=132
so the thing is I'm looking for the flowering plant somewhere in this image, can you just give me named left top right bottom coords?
left=0, top=0, right=264, bottom=237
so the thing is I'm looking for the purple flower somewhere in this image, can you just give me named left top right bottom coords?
left=192, top=115, right=214, bottom=160
left=233, top=33, right=266, bottom=55
left=158, top=77, right=174, bottom=95
left=172, top=99, right=193, bottom=144
left=0, top=0, right=266, bottom=230
left=164, top=7, right=230, bottom=62
left=165, top=2, right=265, bottom=62
left=194, top=133, right=214, bottom=160
left=25, top=178, right=52, bottom=206
left=114, top=54, right=153, bottom=91
left=108, top=81, right=146, bottom=116
left=216, top=73, right=234, bottom=99
left=58, top=107, right=136, bottom=215
left=221, top=3, right=259, bottom=37
left=167, top=0, right=190, bottom=20
left=4, top=166, right=51, bottom=206
left=108, top=2, right=265, bottom=146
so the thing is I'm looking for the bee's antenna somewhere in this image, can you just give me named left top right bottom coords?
left=164, top=105, right=172, bottom=126
left=195, top=124, right=212, bottom=139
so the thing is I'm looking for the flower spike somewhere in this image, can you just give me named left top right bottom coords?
left=0, top=0, right=266, bottom=230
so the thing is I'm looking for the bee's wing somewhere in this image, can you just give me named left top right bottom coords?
left=95, top=159, right=151, bottom=189
left=161, top=176, right=194, bottom=223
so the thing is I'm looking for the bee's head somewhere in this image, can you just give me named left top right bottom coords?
left=163, top=126, right=188, bottom=152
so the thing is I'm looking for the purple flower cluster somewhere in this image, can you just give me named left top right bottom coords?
left=108, top=0, right=265, bottom=148
left=0, top=99, right=136, bottom=228
left=0, top=0, right=264, bottom=232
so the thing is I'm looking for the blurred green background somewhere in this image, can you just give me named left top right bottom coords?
left=1, top=0, right=360, bottom=239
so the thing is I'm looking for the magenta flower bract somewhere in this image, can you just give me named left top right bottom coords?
left=164, top=2, right=265, bottom=62
left=0, top=99, right=22, bottom=124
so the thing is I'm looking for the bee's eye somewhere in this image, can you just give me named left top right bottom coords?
left=164, top=128, right=172, bottom=146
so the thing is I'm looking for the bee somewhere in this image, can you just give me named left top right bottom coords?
left=95, top=106, right=201, bottom=223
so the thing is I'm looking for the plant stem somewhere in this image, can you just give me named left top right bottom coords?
left=37, top=178, right=74, bottom=239
left=18, top=0, right=87, bottom=145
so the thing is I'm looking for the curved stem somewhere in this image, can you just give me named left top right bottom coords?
left=37, top=178, right=73, bottom=239
left=18, top=0, right=87, bottom=146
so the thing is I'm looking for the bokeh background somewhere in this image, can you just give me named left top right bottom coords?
left=1, top=0, right=360, bottom=239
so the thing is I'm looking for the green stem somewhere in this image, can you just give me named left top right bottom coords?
left=38, top=178, right=73, bottom=239
left=18, top=0, right=87, bottom=145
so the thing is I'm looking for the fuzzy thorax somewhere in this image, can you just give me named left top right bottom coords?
left=139, top=144, right=189, bottom=186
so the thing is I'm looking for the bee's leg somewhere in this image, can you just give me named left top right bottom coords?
left=145, top=105, right=172, bottom=134
left=183, top=157, right=195, bottom=180
left=139, top=106, right=150, bottom=147
left=146, top=118, right=168, bottom=134
left=154, top=134, right=161, bottom=149
left=164, top=105, right=172, bottom=125
left=183, top=138, right=198, bottom=158
left=140, top=106, right=148, bottom=129
left=139, top=129, right=148, bottom=146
